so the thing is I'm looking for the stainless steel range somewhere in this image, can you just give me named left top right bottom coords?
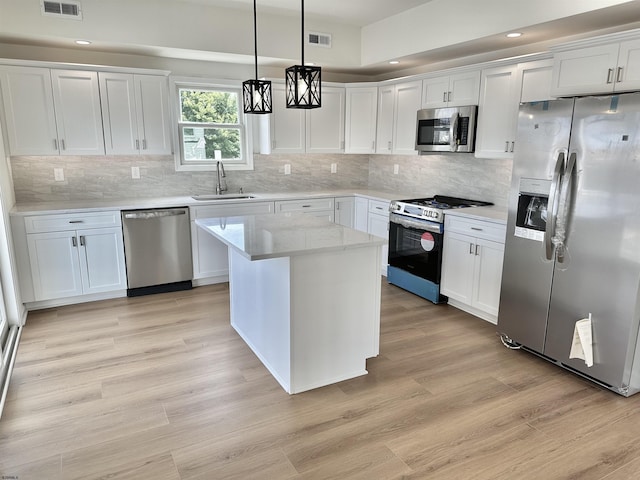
left=388, top=195, right=493, bottom=303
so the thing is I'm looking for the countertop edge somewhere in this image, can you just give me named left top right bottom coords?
left=444, top=205, right=508, bottom=224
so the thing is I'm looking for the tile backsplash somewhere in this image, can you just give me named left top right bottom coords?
left=10, top=152, right=512, bottom=207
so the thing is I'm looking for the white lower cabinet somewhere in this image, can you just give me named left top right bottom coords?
left=24, top=211, right=126, bottom=301
left=366, top=199, right=390, bottom=276
left=190, top=201, right=275, bottom=284
left=441, top=215, right=506, bottom=324
left=334, top=196, right=355, bottom=227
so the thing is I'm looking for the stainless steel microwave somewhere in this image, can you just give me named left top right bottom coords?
left=415, top=105, right=477, bottom=153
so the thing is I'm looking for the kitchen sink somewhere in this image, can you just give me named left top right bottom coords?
left=191, top=194, right=256, bottom=201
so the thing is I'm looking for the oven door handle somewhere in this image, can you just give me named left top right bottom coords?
left=390, top=213, right=443, bottom=234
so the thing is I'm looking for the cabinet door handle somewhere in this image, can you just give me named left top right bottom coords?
left=61, top=139, right=66, bottom=151
left=448, top=91, right=452, bottom=102
left=53, top=139, right=58, bottom=150
left=510, top=141, right=515, bottom=152
left=469, top=243, right=474, bottom=255
left=443, top=92, right=447, bottom=102
left=79, top=235, right=85, bottom=246
left=71, top=236, right=77, bottom=247
left=68, top=220, right=83, bottom=224
left=301, top=204, right=311, bottom=208
left=617, top=67, right=624, bottom=83
left=505, top=141, right=509, bottom=152
left=135, top=139, right=140, bottom=150
left=471, top=227, right=483, bottom=231
left=142, top=139, right=147, bottom=150
left=475, top=244, right=480, bottom=256
left=607, top=68, right=614, bottom=84
left=388, top=141, right=392, bottom=150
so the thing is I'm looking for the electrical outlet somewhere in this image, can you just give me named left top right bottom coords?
left=284, top=164, right=291, bottom=175
left=54, top=168, right=64, bottom=181
left=131, top=166, right=140, bottom=179
left=393, top=164, right=399, bottom=175
left=330, top=163, right=337, bottom=174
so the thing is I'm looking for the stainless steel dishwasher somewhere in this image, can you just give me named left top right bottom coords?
left=121, top=207, right=193, bottom=296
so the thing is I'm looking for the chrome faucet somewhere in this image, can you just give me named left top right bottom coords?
left=216, top=161, right=227, bottom=195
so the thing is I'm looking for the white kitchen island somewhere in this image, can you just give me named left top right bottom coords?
left=196, top=213, right=386, bottom=394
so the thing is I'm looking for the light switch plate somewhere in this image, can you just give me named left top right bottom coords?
left=284, top=164, right=291, bottom=175
left=331, top=163, right=337, bottom=174
left=54, top=168, right=64, bottom=181
left=393, top=164, right=399, bottom=175
left=131, top=166, right=140, bottom=179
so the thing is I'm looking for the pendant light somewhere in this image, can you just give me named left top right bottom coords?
left=285, top=0, right=321, bottom=109
left=242, top=0, right=272, bottom=114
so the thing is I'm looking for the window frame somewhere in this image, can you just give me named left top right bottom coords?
left=170, top=76, right=254, bottom=171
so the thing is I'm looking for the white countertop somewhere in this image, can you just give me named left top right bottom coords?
left=444, top=205, right=508, bottom=224
left=196, top=213, right=387, bottom=261
left=10, top=189, right=409, bottom=216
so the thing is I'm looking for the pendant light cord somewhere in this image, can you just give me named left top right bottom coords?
left=253, top=0, right=258, bottom=79
left=300, top=0, right=305, bottom=67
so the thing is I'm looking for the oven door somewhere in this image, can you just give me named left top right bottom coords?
left=388, top=213, right=444, bottom=284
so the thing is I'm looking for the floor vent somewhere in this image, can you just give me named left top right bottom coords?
left=308, top=32, right=332, bottom=48
left=41, top=0, right=83, bottom=19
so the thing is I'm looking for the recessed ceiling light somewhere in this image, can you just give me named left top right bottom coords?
left=75, top=40, right=91, bottom=45
left=389, top=60, right=400, bottom=65
left=506, top=32, right=522, bottom=38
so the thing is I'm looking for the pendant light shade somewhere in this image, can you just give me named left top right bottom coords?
left=243, top=0, right=272, bottom=114
left=285, top=0, right=321, bottom=109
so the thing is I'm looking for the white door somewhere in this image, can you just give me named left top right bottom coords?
left=421, top=76, right=449, bottom=108
left=306, top=86, right=345, bottom=153
left=345, top=87, right=378, bottom=153
left=135, top=75, right=173, bottom=154
left=27, top=231, right=83, bottom=301
left=550, top=43, right=619, bottom=96
left=441, top=231, right=474, bottom=304
left=375, top=85, right=395, bottom=153
left=448, top=71, right=480, bottom=106
left=392, top=80, right=421, bottom=155
left=475, top=65, right=519, bottom=159
left=334, top=197, right=355, bottom=227
left=51, top=70, right=105, bottom=155
left=518, top=59, right=554, bottom=103
left=270, top=83, right=305, bottom=154
left=367, top=212, right=389, bottom=275
left=615, top=39, right=640, bottom=92
left=78, top=227, right=127, bottom=294
left=99, top=72, right=139, bottom=155
left=472, top=237, right=504, bottom=319
left=0, top=66, right=59, bottom=155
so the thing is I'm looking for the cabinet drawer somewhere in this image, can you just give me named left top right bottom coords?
left=368, top=199, right=390, bottom=216
left=190, top=201, right=274, bottom=219
left=445, top=215, right=506, bottom=243
left=275, top=197, right=335, bottom=213
left=24, top=210, right=121, bottom=233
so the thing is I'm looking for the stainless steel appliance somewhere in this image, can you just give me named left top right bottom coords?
left=388, top=196, right=492, bottom=303
left=498, top=93, right=640, bottom=396
left=415, top=105, right=477, bottom=153
left=121, top=208, right=193, bottom=296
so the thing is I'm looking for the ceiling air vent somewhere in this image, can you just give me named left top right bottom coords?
left=41, top=0, right=83, bottom=19
left=308, top=32, right=332, bottom=48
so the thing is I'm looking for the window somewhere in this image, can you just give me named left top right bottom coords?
left=171, top=77, right=254, bottom=171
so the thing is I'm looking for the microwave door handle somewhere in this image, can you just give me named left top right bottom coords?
left=449, top=113, right=459, bottom=152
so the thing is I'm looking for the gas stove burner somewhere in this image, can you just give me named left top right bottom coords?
left=390, top=195, right=493, bottom=223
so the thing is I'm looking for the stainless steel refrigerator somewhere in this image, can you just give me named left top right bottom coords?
left=498, top=93, right=640, bottom=396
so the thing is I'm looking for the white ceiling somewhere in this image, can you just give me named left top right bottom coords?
left=178, top=0, right=437, bottom=27
left=1, top=0, right=640, bottom=79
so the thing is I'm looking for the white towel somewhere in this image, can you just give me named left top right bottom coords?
left=569, top=314, right=593, bottom=367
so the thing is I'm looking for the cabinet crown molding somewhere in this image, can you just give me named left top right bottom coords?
left=550, top=28, right=640, bottom=53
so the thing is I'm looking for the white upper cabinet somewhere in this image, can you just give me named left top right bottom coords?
left=376, top=80, right=421, bottom=155
left=551, top=37, right=640, bottom=96
left=475, top=65, right=520, bottom=159
left=421, top=70, right=480, bottom=108
left=51, top=70, right=105, bottom=155
left=99, top=73, right=172, bottom=155
left=306, top=86, right=345, bottom=153
left=265, top=83, right=345, bottom=154
left=0, top=65, right=59, bottom=156
left=517, top=59, right=554, bottom=103
left=344, top=86, right=378, bottom=154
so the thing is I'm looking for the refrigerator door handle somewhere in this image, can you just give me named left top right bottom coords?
left=545, top=151, right=566, bottom=260
left=555, top=151, right=578, bottom=263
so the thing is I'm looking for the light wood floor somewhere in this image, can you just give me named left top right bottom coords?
left=2, top=281, right=640, bottom=479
